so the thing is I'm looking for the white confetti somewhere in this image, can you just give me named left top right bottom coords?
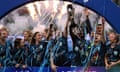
left=84, top=0, right=89, bottom=3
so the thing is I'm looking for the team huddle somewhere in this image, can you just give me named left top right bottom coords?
left=0, top=4, right=120, bottom=72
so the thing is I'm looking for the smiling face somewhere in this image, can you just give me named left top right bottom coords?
left=95, top=34, right=101, bottom=43
left=34, top=32, right=41, bottom=42
left=1, top=30, right=8, bottom=40
left=108, top=32, right=117, bottom=43
left=23, top=31, right=29, bottom=41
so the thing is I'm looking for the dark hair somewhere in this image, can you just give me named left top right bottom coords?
left=44, top=28, right=48, bottom=33
left=67, top=4, right=73, bottom=10
left=14, top=38, right=22, bottom=48
left=31, top=32, right=39, bottom=45
left=116, top=35, right=119, bottom=43
left=49, top=24, right=54, bottom=29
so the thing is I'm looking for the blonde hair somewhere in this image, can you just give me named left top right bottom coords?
left=23, top=30, right=32, bottom=37
left=1, top=27, right=8, bottom=32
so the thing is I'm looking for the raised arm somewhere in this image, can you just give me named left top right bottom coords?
left=69, top=18, right=77, bottom=39
left=46, top=24, right=53, bottom=40
left=84, top=8, right=92, bottom=34
left=63, top=18, right=69, bottom=38
left=101, top=17, right=105, bottom=43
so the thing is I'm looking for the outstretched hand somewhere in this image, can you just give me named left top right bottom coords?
left=101, top=17, right=105, bottom=24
